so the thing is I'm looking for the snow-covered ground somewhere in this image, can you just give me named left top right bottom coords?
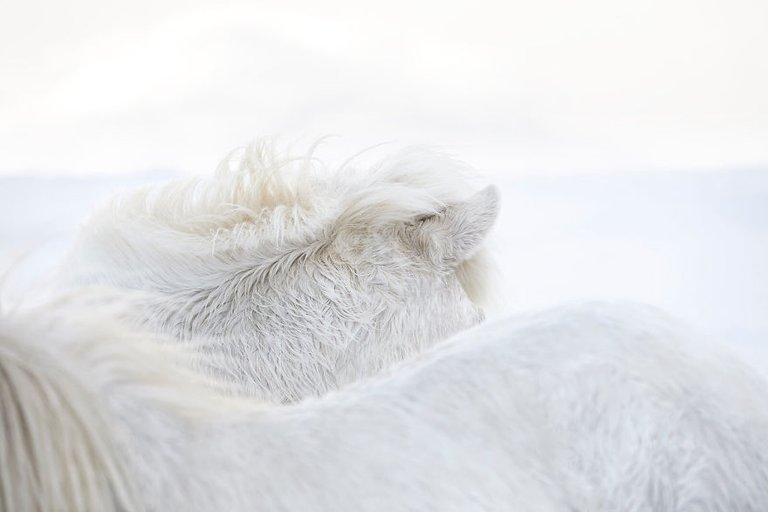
left=2, top=167, right=766, bottom=370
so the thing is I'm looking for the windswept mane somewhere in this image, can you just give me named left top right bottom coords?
left=0, top=291, right=250, bottom=512
left=77, top=140, right=496, bottom=306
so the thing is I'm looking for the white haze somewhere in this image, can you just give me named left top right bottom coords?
left=1, top=2, right=766, bottom=368
left=1, top=0, right=767, bottom=176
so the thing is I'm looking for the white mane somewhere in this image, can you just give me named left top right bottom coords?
left=0, top=291, right=250, bottom=511
left=80, top=140, right=494, bottom=306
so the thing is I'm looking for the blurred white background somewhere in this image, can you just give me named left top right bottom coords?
left=1, top=0, right=767, bottom=363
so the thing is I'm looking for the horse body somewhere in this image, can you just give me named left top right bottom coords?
left=58, top=141, right=499, bottom=402
left=233, top=303, right=768, bottom=511
left=3, top=297, right=766, bottom=511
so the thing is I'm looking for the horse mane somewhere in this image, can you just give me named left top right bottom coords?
left=79, top=139, right=496, bottom=306
left=0, top=291, right=248, bottom=512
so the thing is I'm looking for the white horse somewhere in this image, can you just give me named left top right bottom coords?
left=57, top=141, right=499, bottom=402
left=2, top=293, right=767, bottom=511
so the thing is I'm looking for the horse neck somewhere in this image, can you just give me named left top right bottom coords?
left=142, top=284, right=379, bottom=402
left=111, top=384, right=339, bottom=511
left=110, top=395, right=248, bottom=510
left=109, top=262, right=395, bottom=403
left=115, top=345, right=564, bottom=512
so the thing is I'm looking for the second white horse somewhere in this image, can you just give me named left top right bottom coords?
left=58, top=141, right=499, bottom=402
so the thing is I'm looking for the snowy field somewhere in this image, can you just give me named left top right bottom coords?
left=2, top=167, right=766, bottom=371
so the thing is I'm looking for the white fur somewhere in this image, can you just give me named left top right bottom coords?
left=0, top=296, right=139, bottom=511
left=58, top=141, right=499, bottom=402
left=3, top=295, right=767, bottom=511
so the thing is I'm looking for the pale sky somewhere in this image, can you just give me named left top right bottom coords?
left=1, top=0, right=767, bottom=176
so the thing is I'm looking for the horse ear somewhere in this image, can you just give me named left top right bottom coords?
left=416, top=185, right=499, bottom=264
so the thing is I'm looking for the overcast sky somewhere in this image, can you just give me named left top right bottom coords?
left=1, top=0, right=767, bottom=176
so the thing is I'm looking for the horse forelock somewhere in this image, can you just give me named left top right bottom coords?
left=78, top=139, right=496, bottom=307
